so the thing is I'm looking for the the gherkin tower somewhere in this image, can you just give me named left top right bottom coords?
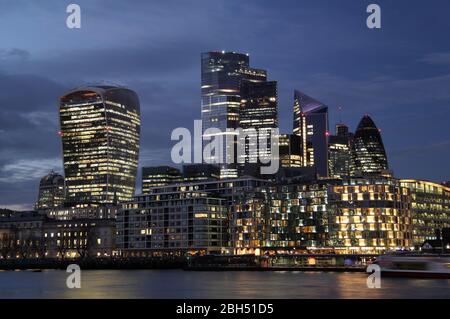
left=351, top=115, right=388, bottom=175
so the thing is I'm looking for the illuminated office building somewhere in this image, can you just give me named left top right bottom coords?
left=351, top=115, right=388, bottom=175
left=278, top=134, right=302, bottom=168
left=329, top=176, right=413, bottom=253
left=59, top=86, right=141, bottom=206
left=232, top=182, right=330, bottom=255
left=182, top=164, right=220, bottom=183
left=116, top=177, right=270, bottom=256
left=117, top=190, right=228, bottom=256
left=292, top=90, right=329, bottom=177
left=232, top=176, right=413, bottom=254
left=239, top=80, right=278, bottom=175
left=141, top=166, right=181, bottom=193
left=35, top=171, right=65, bottom=210
left=400, top=179, right=450, bottom=246
left=328, top=124, right=352, bottom=179
left=201, top=51, right=267, bottom=178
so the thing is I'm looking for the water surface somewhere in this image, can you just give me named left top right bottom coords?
left=0, top=270, right=449, bottom=299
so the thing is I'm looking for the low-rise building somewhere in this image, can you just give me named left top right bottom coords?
left=232, top=181, right=331, bottom=255
left=329, top=176, right=413, bottom=253
left=232, top=175, right=413, bottom=255
left=117, top=191, right=228, bottom=256
left=0, top=212, right=115, bottom=259
left=400, top=179, right=450, bottom=246
left=117, top=177, right=270, bottom=256
left=45, top=205, right=118, bottom=220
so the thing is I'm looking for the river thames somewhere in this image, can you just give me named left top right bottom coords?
left=0, top=270, right=449, bottom=299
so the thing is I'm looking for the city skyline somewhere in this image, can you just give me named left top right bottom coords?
left=1, top=0, right=450, bottom=210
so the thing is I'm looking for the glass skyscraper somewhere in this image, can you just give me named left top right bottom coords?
left=59, top=86, right=141, bottom=206
left=328, top=124, right=353, bottom=179
left=201, top=51, right=267, bottom=178
left=292, top=90, right=329, bottom=177
left=351, top=115, right=388, bottom=175
left=239, top=80, right=278, bottom=176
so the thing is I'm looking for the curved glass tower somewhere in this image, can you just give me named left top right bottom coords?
left=59, top=86, right=141, bottom=206
left=351, top=115, right=388, bottom=174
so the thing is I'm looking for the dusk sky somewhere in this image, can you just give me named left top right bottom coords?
left=1, top=0, right=449, bottom=210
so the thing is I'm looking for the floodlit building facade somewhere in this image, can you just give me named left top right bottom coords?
left=231, top=176, right=413, bottom=254
left=0, top=211, right=115, bottom=259
left=329, top=176, right=413, bottom=253
left=232, top=181, right=331, bottom=255
left=59, top=86, right=141, bottom=207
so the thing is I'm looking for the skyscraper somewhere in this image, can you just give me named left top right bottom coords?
left=292, top=90, right=329, bottom=177
left=278, top=134, right=302, bottom=168
left=351, top=115, right=388, bottom=175
left=59, top=86, right=141, bottom=206
left=328, top=135, right=351, bottom=179
left=328, top=123, right=353, bottom=179
left=35, top=171, right=65, bottom=210
left=201, top=51, right=267, bottom=178
left=239, top=80, right=278, bottom=176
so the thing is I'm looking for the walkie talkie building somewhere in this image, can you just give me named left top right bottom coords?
left=59, top=86, right=141, bottom=207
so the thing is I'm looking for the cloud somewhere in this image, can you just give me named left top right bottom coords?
left=0, top=48, right=30, bottom=61
left=0, top=158, right=62, bottom=183
left=420, top=52, right=450, bottom=66
left=390, top=140, right=450, bottom=159
left=294, top=72, right=450, bottom=113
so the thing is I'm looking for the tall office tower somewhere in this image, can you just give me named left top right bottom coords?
left=328, top=135, right=351, bottom=179
left=351, top=115, right=388, bottom=175
left=35, top=171, right=65, bottom=210
left=141, top=166, right=181, bottom=194
left=59, top=86, right=141, bottom=207
left=201, top=51, right=267, bottom=178
left=278, top=134, right=302, bottom=168
left=239, top=80, right=278, bottom=176
left=328, top=123, right=353, bottom=178
left=292, top=90, right=329, bottom=177
left=336, top=123, right=350, bottom=137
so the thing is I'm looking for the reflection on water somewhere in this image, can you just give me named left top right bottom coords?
left=0, top=270, right=449, bottom=299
